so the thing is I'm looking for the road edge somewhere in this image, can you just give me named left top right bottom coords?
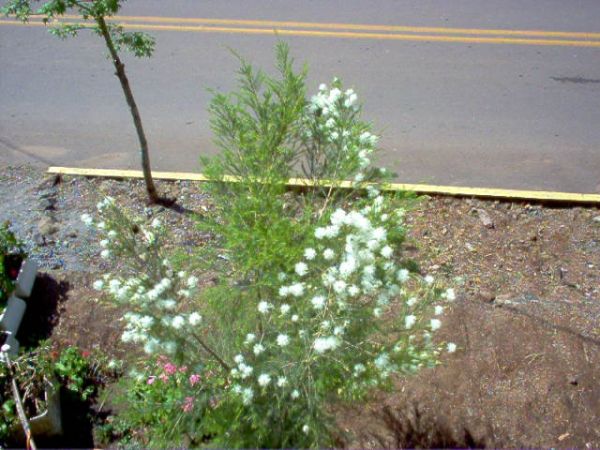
left=47, top=166, right=600, bottom=205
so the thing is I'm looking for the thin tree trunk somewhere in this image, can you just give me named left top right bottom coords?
left=96, top=16, right=160, bottom=204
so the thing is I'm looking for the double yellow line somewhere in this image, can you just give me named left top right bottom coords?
left=2, top=14, right=600, bottom=47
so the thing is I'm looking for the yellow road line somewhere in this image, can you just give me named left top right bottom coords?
left=2, top=19, right=600, bottom=47
left=32, top=14, right=600, bottom=40
left=47, top=167, right=600, bottom=204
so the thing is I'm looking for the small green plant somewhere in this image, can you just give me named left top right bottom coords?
left=104, top=356, right=219, bottom=448
left=0, top=222, right=26, bottom=307
left=0, top=344, right=108, bottom=445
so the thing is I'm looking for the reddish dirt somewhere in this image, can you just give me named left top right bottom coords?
left=1, top=165, right=599, bottom=448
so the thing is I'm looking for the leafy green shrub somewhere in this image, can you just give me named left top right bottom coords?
left=0, top=222, right=26, bottom=307
left=91, top=43, right=457, bottom=447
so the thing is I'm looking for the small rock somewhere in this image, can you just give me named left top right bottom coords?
left=568, top=377, right=578, bottom=386
left=39, top=198, right=56, bottom=211
left=477, top=209, right=495, bottom=228
left=33, top=233, right=47, bottom=246
left=38, top=216, right=59, bottom=236
left=593, top=215, right=600, bottom=223
left=478, top=289, right=496, bottom=303
left=494, top=294, right=514, bottom=306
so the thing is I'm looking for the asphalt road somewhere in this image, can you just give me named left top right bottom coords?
left=1, top=0, right=599, bottom=193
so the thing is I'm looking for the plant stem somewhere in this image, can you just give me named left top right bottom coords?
left=96, top=16, right=160, bottom=204
left=4, top=354, right=37, bottom=450
left=192, top=332, right=231, bottom=372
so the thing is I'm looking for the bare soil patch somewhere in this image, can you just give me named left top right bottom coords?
left=1, top=164, right=598, bottom=448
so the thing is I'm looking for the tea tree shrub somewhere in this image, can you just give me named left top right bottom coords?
left=90, top=44, right=456, bottom=447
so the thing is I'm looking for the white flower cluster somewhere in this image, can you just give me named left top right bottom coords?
left=86, top=200, right=203, bottom=356
left=305, top=80, right=379, bottom=178
left=226, top=190, right=456, bottom=405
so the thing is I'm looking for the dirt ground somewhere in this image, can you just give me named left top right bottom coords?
left=1, top=164, right=599, bottom=448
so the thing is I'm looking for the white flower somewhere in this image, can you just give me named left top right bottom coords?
left=288, top=283, right=305, bottom=297
left=291, top=314, right=299, bottom=322
left=304, top=248, right=317, bottom=260
left=187, top=276, right=198, bottom=288
left=280, top=304, right=291, bottom=315
left=278, top=286, right=290, bottom=297
left=333, top=280, right=347, bottom=294
left=245, top=333, right=256, bottom=344
left=234, top=354, right=245, bottom=364
left=313, top=336, right=340, bottom=353
left=397, top=269, right=410, bottom=283
left=239, top=363, right=253, bottom=379
left=257, top=373, right=271, bottom=387
left=171, top=316, right=185, bottom=329
left=302, top=425, right=310, bottom=434
left=100, top=239, right=109, bottom=248
left=277, top=272, right=287, bottom=281
left=315, top=227, right=327, bottom=239
left=323, top=248, right=335, bottom=260
left=445, top=288, right=456, bottom=301
left=291, top=389, right=300, bottom=399
left=1, top=343, right=11, bottom=353
left=93, top=280, right=104, bottom=291
left=311, top=295, right=326, bottom=310
left=151, top=218, right=161, bottom=228
left=253, top=343, right=265, bottom=355
left=380, top=245, right=393, bottom=258
left=353, top=363, right=366, bottom=375
left=100, top=249, right=111, bottom=259
left=107, top=230, right=117, bottom=239
left=276, top=334, right=290, bottom=347
left=242, top=387, right=254, bottom=405
left=333, top=325, right=345, bottom=336
left=347, top=285, right=360, bottom=297
left=318, top=83, right=327, bottom=91
left=80, top=213, right=93, bottom=226
left=160, top=299, right=176, bottom=310
left=108, top=279, right=121, bottom=293
left=374, top=353, right=390, bottom=371
left=406, top=297, right=417, bottom=307
left=447, top=342, right=457, bottom=353
left=258, top=301, right=272, bottom=314
left=97, top=221, right=106, bottom=230
left=330, top=208, right=347, bottom=225
left=339, top=257, right=357, bottom=278
left=373, top=307, right=382, bottom=317
left=295, top=262, right=308, bottom=277
left=324, top=225, right=340, bottom=238
left=430, top=319, right=442, bottom=330
left=405, top=315, right=416, bottom=329
left=277, top=376, right=288, bottom=387
left=434, top=305, right=444, bottom=315
left=424, top=275, right=434, bottom=285
left=188, top=312, right=202, bottom=325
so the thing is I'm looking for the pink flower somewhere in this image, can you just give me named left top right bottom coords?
left=189, top=374, right=201, bottom=386
left=147, top=376, right=157, bottom=385
left=163, top=363, right=177, bottom=375
left=159, top=374, right=169, bottom=382
left=179, top=366, right=188, bottom=373
left=182, top=396, right=194, bottom=413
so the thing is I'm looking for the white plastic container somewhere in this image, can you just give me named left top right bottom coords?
left=14, top=258, right=37, bottom=298
left=29, top=383, right=63, bottom=437
left=0, top=295, right=26, bottom=335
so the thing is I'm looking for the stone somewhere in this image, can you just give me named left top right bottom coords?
left=38, top=216, right=59, bottom=236
left=477, top=209, right=495, bottom=228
